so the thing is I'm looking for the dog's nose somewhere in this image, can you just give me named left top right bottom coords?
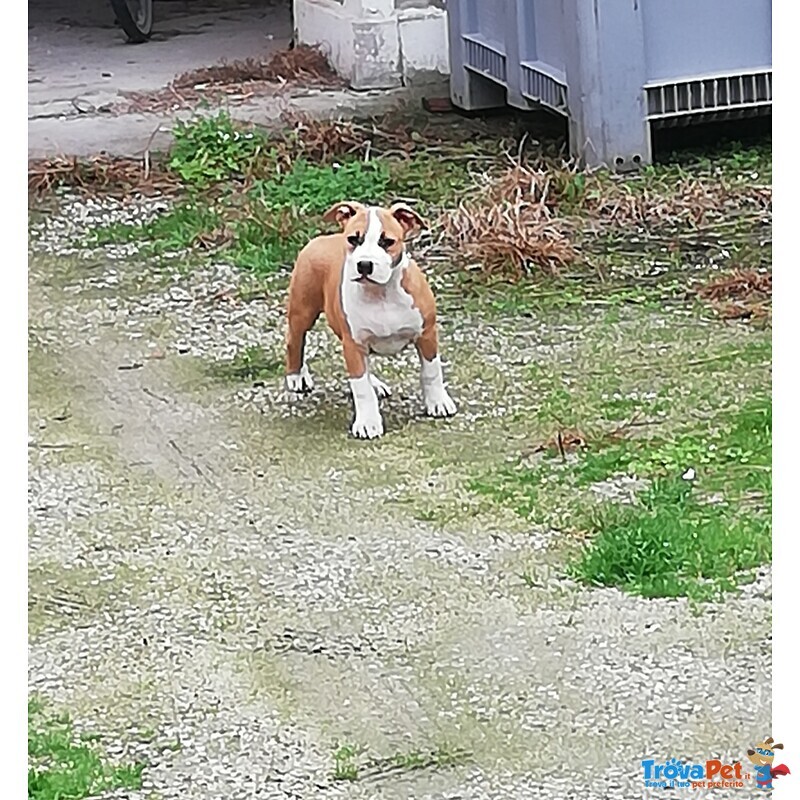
left=357, top=260, right=373, bottom=277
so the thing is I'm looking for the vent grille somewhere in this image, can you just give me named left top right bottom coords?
left=646, top=70, right=771, bottom=121
left=463, top=36, right=507, bottom=84
left=520, top=63, right=568, bottom=113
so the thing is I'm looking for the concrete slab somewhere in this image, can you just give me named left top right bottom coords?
left=28, top=85, right=418, bottom=158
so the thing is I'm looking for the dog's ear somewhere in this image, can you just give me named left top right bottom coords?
left=390, top=202, right=428, bottom=238
left=773, top=743, right=785, bottom=750
left=322, top=202, right=364, bottom=228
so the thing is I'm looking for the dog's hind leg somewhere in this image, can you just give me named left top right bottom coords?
left=368, top=370, right=392, bottom=399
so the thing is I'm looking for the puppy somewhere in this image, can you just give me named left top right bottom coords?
left=285, top=201, right=457, bottom=439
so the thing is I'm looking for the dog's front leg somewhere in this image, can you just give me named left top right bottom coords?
left=343, top=340, right=384, bottom=439
left=416, top=331, right=457, bottom=418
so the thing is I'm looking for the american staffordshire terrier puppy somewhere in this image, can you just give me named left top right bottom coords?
left=285, top=201, right=457, bottom=439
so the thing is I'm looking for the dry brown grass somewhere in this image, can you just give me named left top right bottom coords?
left=696, top=269, right=772, bottom=321
left=267, top=112, right=392, bottom=166
left=28, top=155, right=180, bottom=198
left=440, top=163, right=576, bottom=278
left=436, top=157, right=771, bottom=280
left=573, top=173, right=771, bottom=226
left=173, top=44, right=343, bottom=89
left=118, top=45, right=343, bottom=115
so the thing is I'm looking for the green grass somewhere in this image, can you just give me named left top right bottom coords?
left=85, top=112, right=771, bottom=306
left=464, top=310, right=771, bottom=600
left=91, top=153, right=395, bottom=274
left=168, top=111, right=267, bottom=187
left=231, top=158, right=392, bottom=271
left=471, top=392, right=771, bottom=598
left=92, top=200, right=223, bottom=255
left=332, top=743, right=360, bottom=781
left=28, top=697, right=145, bottom=800
left=572, top=474, right=770, bottom=599
left=208, top=345, right=284, bottom=383
left=332, top=742, right=468, bottom=782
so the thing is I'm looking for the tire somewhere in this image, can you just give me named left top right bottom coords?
left=111, top=0, right=153, bottom=43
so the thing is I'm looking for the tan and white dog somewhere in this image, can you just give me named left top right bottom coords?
left=285, top=201, right=457, bottom=439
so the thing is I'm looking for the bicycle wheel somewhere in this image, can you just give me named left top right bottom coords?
left=111, top=0, right=153, bottom=43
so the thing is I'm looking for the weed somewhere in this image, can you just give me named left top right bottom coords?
left=333, top=744, right=360, bottom=781
left=29, top=155, right=179, bottom=197
left=696, top=269, right=772, bottom=321
left=386, top=745, right=469, bottom=774
left=230, top=159, right=391, bottom=271
left=388, top=155, right=474, bottom=213
left=81, top=109, right=771, bottom=295
left=169, top=112, right=266, bottom=187
left=441, top=163, right=575, bottom=277
left=249, top=158, right=391, bottom=214
left=91, top=156, right=393, bottom=273
left=28, top=697, right=145, bottom=800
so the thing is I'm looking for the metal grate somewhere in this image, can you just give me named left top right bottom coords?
left=463, top=35, right=507, bottom=84
left=646, top=70, right=771, bottom=121
left=520, top=63, right=568, bottom=113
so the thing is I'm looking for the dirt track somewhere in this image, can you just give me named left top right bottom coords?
left=28, top=197, right=771, bottom=799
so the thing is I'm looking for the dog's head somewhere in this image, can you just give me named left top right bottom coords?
left=322, top=201, right=428, bottom=286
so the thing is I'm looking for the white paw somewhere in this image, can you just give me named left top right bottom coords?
left=351, top=415, right=384, bottom=439
left=285, top=366, right=314, bottom=393
left=425, top=390, right=457, bottom=418
left=369, top=374, right=392, bottom=399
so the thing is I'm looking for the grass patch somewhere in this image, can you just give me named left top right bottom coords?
left=333, top=743, right=360, bottom=781
left=332, top=742, right=469, bottom=782
left=90, top=135, right=399, bottom=274
left=28, top=697, right=145, bottom=800
left=467, top=320, right=771, bottom=599
left=81, top=112, right=770, bottom=305
left=208, top=345, right=284, bottom=384
left=169, top=112, right=266, bottom=187
left=92, top=201, right=223, bottom=255
left=572, top=474, right=770, bottom=599
left=574, top=397, right=771, bottom=494
left=230, top=158, right=392, bottom=271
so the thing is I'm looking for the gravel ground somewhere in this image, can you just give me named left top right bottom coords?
left=29, top=195, right=771, bottom=799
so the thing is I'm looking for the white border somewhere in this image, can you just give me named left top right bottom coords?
left=14, top=3, right=790, bottom=798
left=772, top=2, right=797, bottom=797
left=5, top=1, right=28, bottom=796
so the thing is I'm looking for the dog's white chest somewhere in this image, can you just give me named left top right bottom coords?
left=342, top=277, right=423, bottom=356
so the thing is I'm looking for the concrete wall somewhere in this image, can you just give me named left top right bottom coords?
left=294, top=0, right=449, bottom=90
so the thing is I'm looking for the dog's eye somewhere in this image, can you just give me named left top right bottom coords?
left=379, top=235, right=395, bottom=249
left=347, top=233, right=362, bottom=247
